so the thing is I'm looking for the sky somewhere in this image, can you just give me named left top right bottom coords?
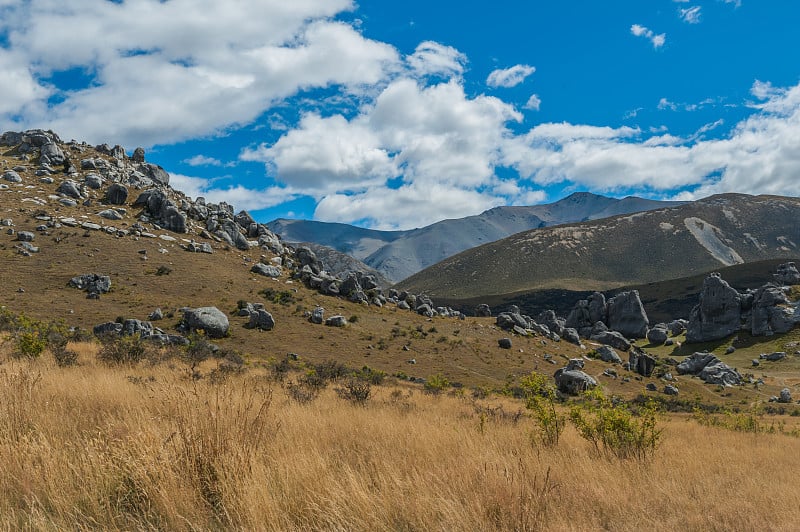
left=1, top=0, right=799, bottom=230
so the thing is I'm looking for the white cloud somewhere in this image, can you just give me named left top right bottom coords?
left=631, top=24, right=666, bottom=48
left=679, top=6, right=702, bottom=24
left=658, top=98, right=678, bottom=111
left=183, top=155, right=224, bottom=167
left=722, top=0, right=742, bottom=7
left=407, top=41, right=467, bottom=78
left=486, top=64, right=535, bottom=88
left=0, top=0, right=399, bottom=147
left=169, top=173, right=297, bottom=212
left=524, top=94, right=542, bottom=111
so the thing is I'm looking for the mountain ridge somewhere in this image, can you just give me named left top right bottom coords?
left=267, top=192, right=686, bottom=282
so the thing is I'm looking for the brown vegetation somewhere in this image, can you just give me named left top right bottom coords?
left=1, top=342, right=800, bottom=530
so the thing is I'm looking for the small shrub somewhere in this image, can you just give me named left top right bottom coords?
left=520, top=372, right=565, bottom=448
left=424, top=373, right=450, bottom=395
left=155, top=265, right=172, bottom=276
left=569, top=390, right=662, bottom=460
left=356, top=365, right=386, bottom=385
left=313, top=359, right=350, bottom=382
left=97, top=335, right=150, bottom=365
left=337, top=378, right=372, bottom=404
left=260, top=288, right=296, bottom=306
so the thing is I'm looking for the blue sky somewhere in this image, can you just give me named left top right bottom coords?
left=1, top=0, right=799, bottom=229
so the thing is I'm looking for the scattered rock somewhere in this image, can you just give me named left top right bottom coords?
left=595, top=345, right=623, bottom=364
left=779, top=388, right=793, bottom=403
left=16, top=231, right=35, bottom=242
left=310, top=306, right=324, bottom=324
left=554, top=360, right=597, bottom=395
left=325, top=315, right=348, bottom=328
left=498, top=338, right=512, bottom=349
left=664, top=385, right=679, bottom=396
left=247, top=309, right=275, bottom=331
left=2, top=170, right=22, bottom=183
left=105, top=183, right=129, bottom=205
left=68, top=273, right=111, bottom=297
left=646, top=383, right=657, bottom=391
left=677, top=352, right=742, bottom=387
left=760, top=351, right=786, bottom=361
left=251, top=263, right=282, bottom=278
left=181, top=307, right=230, bottom=338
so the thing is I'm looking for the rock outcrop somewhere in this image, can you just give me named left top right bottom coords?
left=180, top=307, right=229, bottom=338
left=677, top=352, right=742, bottom=386
left=686, top=274, right=742, bottom=343
left=607, top=290, right=649, bottom=339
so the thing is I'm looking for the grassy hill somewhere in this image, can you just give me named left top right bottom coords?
left=399, top=194, right=800, bottom=299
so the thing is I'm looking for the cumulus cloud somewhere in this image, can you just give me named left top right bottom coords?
left=169, top=173, right=297, bottom=213
left=183, top=155, right=224, bottom=167
left=631, top=24, right=666, bottom=48
left=486, top=64, right=535, bottom=88
left=407, top=41, right=467, bottom=78
left=524, top=94, right=542, bottom=111
left=679, top=6, right=702, bottom=24
left=0, top=0, right=399, bottom=147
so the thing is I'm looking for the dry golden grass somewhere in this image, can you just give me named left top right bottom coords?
left=2, top=344, right=800, bottom=531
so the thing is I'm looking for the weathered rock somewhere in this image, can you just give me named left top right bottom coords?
left=589, top=330, right=631, bottom=351
left=93, top=322, right=123, bottom=337
left=607, top=290, right=649, bottom=338
left=98, top=209, right=123, bottom=221
left=310, top=306, right=324, bottom=324
left=647, top=324, right=669, bottom=345
left=56, top=179, right=83, bottom=199
left=121, top=319, right=154, bottom=338
left=750, top=283, right=798, bottom=336
left=16, top=231, right=35, bottom=242
left=186, top=241, right=213, bottom=253
left=161, top=205, right=187, bottom=233
left=565, top=292, right=607, bottom=330
left=149, top=308, right=163, bottom=321
left=498, top=338, right=512, bottom=349
left=474, top=304, right=492, bottom=317
left=247, top=309, right=275, bottom=331
left=664, top=385, right=679, bottom=396
left=666, top=319, right=688, bottom=336
left=105, top=183, right=129, bottom=205
left=325, top=315, right=347, bottom=327
left=595, top=345, right=623, bottom=364
left=3, top=169, right=23, bottom=184
left=686, top=274, right=742, bottom=343
left=181, top=307, right=229, bottom=338
left=760, top=351, right=786, bottom=361
left=132, top=147, right=146, bottom=163
left=561, top=327, right=581, bottom=346
left=84, top=173, right=103, bottom=189
left=774, top=262, right=800, bottom=285
left=39, top=142, right=65, bottom=166
left=554, top=367, right=597, bottom=395
left=537, top=310, right=565, bottom=337
left=646, top=383, right=657, bottom=391
left=69, top=273, right=111, bottom=296
left=251, top=263, right=282, bottom=278
left=677, top=352, right=741, bottom=386
left=628, top=347, right=656, bottom=377
left=779, top=388, right=793, bottom=403
left=496, top=312, right=529, bottom=331
left=140, top=163, right=170, bottom=185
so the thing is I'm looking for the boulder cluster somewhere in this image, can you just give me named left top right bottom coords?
left=686, top=268, right=800, bottom=343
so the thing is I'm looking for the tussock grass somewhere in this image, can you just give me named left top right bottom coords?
left=1, top=345, right=800, bottom=530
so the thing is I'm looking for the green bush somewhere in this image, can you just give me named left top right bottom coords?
left=424, top=373, right=450, bottom=395
left=519, top=372, right=565, bottom=448
left=569, top=390, right=662, bottom=460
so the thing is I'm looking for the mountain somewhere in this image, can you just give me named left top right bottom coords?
left=398, top=193, right=800, bottom=299
left=268, top=192, right=685, bottom=282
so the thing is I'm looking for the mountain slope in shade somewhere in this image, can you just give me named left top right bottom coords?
left=398, top=194, right=800, bottom=299
left=268, top=192, right=686, bottom=282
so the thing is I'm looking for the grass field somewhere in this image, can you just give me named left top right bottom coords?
left=2, top=342, right=800, bottom=530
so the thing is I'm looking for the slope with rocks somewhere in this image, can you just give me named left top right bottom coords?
left=399, top=194, right=800, bottom=299
left=268, top=192, right=685, bottom=282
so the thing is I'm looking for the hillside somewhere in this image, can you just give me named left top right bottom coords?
left=399, top=194, right=800, bottom=299
left=268, top=193, right=685, bottom=282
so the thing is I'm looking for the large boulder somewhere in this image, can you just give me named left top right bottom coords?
left=750, top=283, right=798, bottom=336
left=774, top=263, right=800, bottom=285
left=69, top=273, right=111, bottom=297
left=474, top=304, right=492, bottom=317
left=39, top=142, right=65, bottom=166
left=565, top=292, right=607, bottom=330
left=628, top=347, right=656, bottom=377
left=251, top=263, right=282, bottom=278
left=181, top=307, right=229, bottom=338
left=595, top=345, right=623, bottom=364
left=686, top=274, right=742, bottom=343
left=536, top=310, right=565, bottom=337
left=647, top=323, right=670, bottom=345
left=105, top=183, right=129, bottom=205
left=677, top=352, right=742, bottom=386
left=554, top=360, right=597, bottom=395
left=247, top=309, right=275, bottom=331
left=590, top=330, right=631, bottom=351
left=56, top=179, right=83, bottom=199
left=607, top=290, right=648, bottom=338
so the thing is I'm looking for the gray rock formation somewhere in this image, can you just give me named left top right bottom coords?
left=607, top=290, right=649, bottom=338
left=647, top=323, right=669, bottom=345
left=595, top=345, right=623, bottom=364
left=181, top=307, right=229, bottom=338
left=664, top=385, right=679, bottom=396
left=56, top=179, right=83, bottom=199
left=310, top=306, right=324, bottom=324
left=474, top=304, right=492, bottom=317
left=105, top=183, right=129, bottom=205
left=2, top=170, right=22, bottom=183
left=498, top=338, right=512, bottom=349
left=39, top=142, right=65, bottom=166
left=677, top=352, right=742, bottom=386
left=247, top=309, right=275, bottom=331
left=774, top=262, right=800, bottom=285
left=686, top=274, right=742, bottom=343
left=779, top=388, right=793, bottom=403
left=628, top=347, right=656, bottom=377
left=251, top=263, right=282, bottom=278
left=750, top=284, right=798, bottom=336
left=589, top=330, right=631, bottom=351
left=325, top=315, right=348, bottom=327
left=554, top=358, right=597, bottom=395
left=69, top=273, right=111, bottom=297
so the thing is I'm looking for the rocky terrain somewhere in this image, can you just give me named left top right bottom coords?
left=3, top=128, right=800, bottom=407
left=268, top=192, right=684, bottom=282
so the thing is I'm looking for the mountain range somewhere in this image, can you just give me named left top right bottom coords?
left=268, top=193, right=685, bottom=282
left=399, top=193, right=800, bottom=299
